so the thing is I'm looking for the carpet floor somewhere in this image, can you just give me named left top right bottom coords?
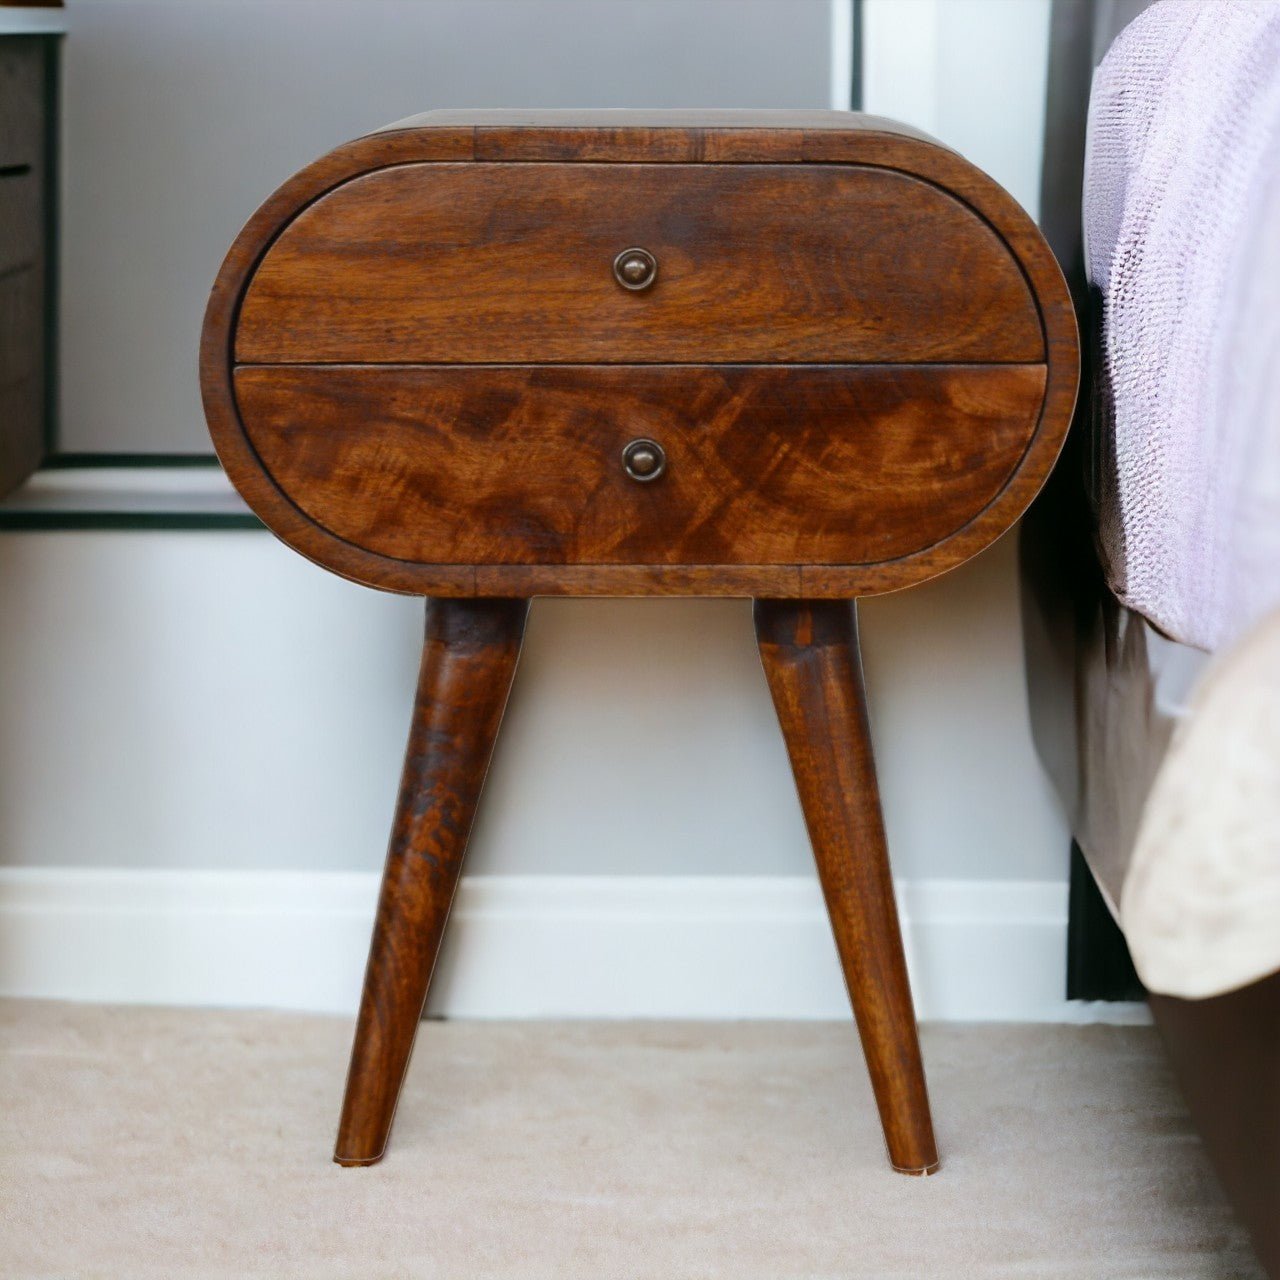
left=0, top=1000, right=1263, bottom=1279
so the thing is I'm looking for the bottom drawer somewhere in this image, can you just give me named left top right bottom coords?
left=233, top=363, right=1046, bottom=570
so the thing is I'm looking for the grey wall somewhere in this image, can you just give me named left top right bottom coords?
left=0, top=0, right=1071, bottom=890
left=58, top=0, right=831, bottom=453
left=0, top=529, right=1066, bottom=882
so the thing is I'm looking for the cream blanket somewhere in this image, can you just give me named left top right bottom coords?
left=1123, top=606, right=1280, bottom=997
left=1087, top=2, right=1280, bottom=996
left=1085, top=0, right=1280, bottom=652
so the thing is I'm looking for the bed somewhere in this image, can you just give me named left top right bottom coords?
left=1022, top=2, right=1280, bottom=1274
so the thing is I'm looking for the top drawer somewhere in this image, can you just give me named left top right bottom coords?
left=235, top=162, right=1043, bottom=365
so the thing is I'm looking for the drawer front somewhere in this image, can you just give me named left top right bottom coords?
left=0, top=39, right=44, bottom=170
left=0, top=166, right=40, bottom=276
left=0, top=38, right=44, bottom=279
left=0, top=38, right=48, bottom=501
left=0, top=267, right=42, bottom=389
left=236, top=163, right=1043, bottom=366
left=234, top=364, right=1047, bottom=568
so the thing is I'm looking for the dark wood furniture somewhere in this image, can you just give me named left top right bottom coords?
left=201, top=110, right=1078, bottom=1175
left=0, top=31, right=56, bottom=498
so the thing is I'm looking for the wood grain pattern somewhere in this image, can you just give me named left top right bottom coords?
left=334, top=597, right=528, bottom=1167
left=200, top=110, right=1077, bottom=375
left=199, top=112, right=1083, bottom=1177
left=200, top=113, right=1077, bottom=599
left=237, top=163, right=1041, bottom=366
left=755, top=598, right=938, bottom=1175
left=235, top=363, right=1047, bottom=568
left=378, top=107, right=942, bottom=139
left=375, top=110, right=945, bottom=164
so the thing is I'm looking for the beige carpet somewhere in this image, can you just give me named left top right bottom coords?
left=0, top=1001, right=1263, bottom=1279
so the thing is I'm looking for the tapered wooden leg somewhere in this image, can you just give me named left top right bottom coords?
left=754, top=598, right=939, bottom=1175
left=334, top=597, right=529, bottom=1167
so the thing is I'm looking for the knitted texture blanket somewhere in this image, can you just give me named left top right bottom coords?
left=1084, top=0, right=1280, bottom=651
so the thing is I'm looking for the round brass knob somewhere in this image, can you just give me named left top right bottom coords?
left=622, top=438, right=666, bottom=483
left=613, top=247, right=657, bottom=291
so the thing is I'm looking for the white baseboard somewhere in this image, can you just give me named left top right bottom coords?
left=0, top=869, right=1148, bottom=1023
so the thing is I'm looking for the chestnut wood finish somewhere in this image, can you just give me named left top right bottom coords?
left=755, top=599, right=938, bottom=1174
left=334, top=597, right=528, bottom=1167
left=201, top=111, right=1077, bottom=600
left=237, top=163, right=1041, bottom=366
left=200, top=111, right=1081, bottom=1175
left=234, top=363, right=1047, bottom=570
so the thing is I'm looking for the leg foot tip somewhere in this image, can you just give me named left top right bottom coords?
left=333, top=1150, right=386, bottom=1168
left=891, top=1160, right=941, bottom=1177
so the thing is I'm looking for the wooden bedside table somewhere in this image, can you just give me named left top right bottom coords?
left=201, top=109, right=1078, bottom=1176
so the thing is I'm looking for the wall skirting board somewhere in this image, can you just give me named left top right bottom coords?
left=0, top=869, right=1148, bottom=1024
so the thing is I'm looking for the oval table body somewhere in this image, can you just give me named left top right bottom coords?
left=201, top=110, right=1078, bottom=1174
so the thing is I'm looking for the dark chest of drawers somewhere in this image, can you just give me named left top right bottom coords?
left=0, top=34, right=55, bottom=498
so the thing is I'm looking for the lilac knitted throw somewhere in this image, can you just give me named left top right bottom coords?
left=1084, top=0, right=1280, bottom=651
